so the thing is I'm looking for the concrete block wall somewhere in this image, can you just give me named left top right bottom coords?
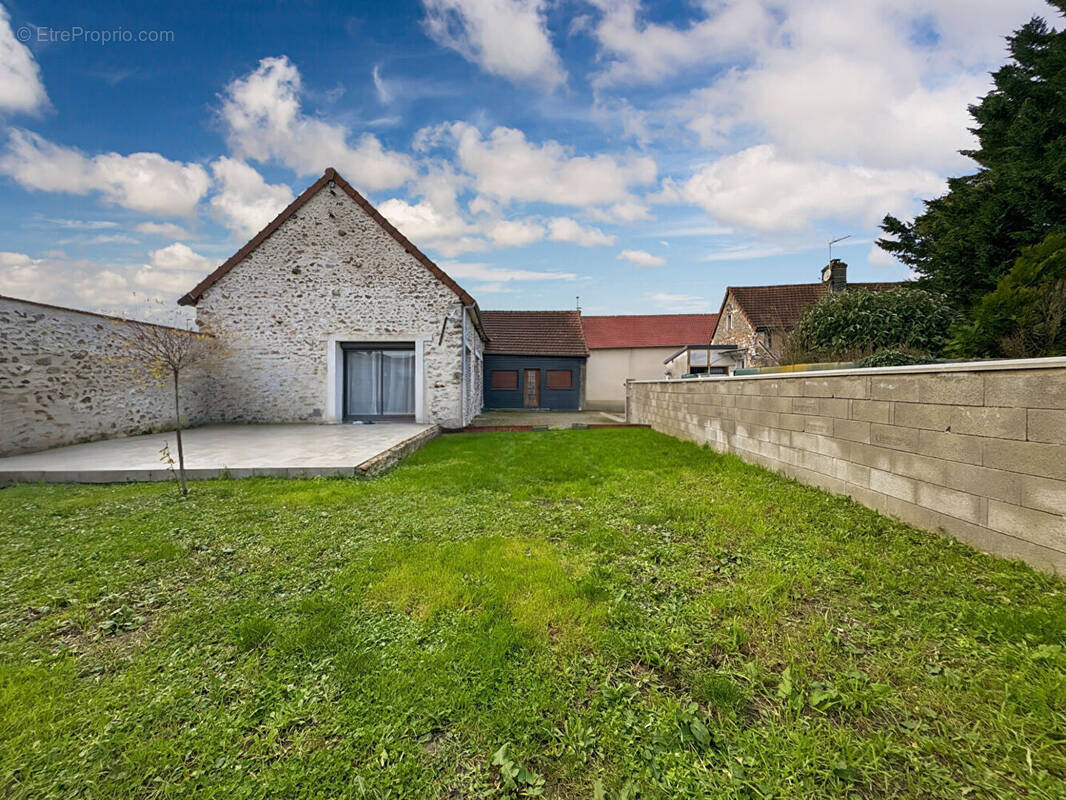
left=1, top=296, right=213, bottom=456
left=627, top=359, right=1066, bottom=575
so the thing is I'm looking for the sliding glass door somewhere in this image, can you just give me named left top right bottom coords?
left=343, top=345, right=415, bottom=420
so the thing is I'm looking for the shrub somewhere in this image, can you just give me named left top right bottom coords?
left=784, top=287, right=957, bottom=364
left=860, top=350, right=932, bottom=368
left=950, top=233, right=1066, bottom=359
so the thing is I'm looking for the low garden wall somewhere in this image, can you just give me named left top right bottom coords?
left=0, top=296, right=213, bottom=457
left=627, top=358, right=1066, bottom=575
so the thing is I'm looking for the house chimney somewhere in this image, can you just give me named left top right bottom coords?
left=821, top=259, right=847, bottom=293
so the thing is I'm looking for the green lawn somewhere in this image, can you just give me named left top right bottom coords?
left=1, top=429, right=1064, bottom=799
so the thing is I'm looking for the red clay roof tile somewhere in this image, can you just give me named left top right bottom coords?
left=581, top=314, right=719, bottom=348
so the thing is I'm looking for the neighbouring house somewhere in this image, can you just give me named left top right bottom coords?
left=663, top=344, right=743, bottom=379
left=481, top=310, right=587, bottom=410
left=711, top=259, right=900, bottom=367
left=179, top=168, right=486, bottom=428
left=581, top=313, right=719, bottom=411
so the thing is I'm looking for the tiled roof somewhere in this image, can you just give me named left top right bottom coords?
left=728, top=282, right=901, bottom=330
left=482, top=310, right=589, bottom=356
left=581, top=314, right=719, bottom=348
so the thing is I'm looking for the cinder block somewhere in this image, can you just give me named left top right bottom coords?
left=881, top=492, right=943, bottom=531
left=1028, top=409, right=1066, bottom=444
left=949, top=406, right=1027, bottom=440
left=850, top=399, right=892, bottom=424
left=936, top=515, right=1066, bottom=575
left=1021, top=475, right=1066, bottom=516
left=869, top=469, right=918, bottom=503
left=985, top=369, right=1066, bottom=409
left=889, top=450, right=948, bottom=486
left=984, top=438, right=1066, bottom=481
left=870, top=423, right=920, bottom=452
left=804, top=416, right=833, bottom=435
left=870, top=375, right=921, bottom=402
left=893, top=402, right=952, bottom=432
left=779, top=413, right=806, bottom=431
left=917, top=373, right=984, bottom=406
left=987, top=500, right=1066, bottom=552
left=941, top=462, right=1022, bottom=506
left=843, top=461, right=871, bottom=487
left=916, top=430, right=983, bottom=465
left=833, top=418, right=870, bottom=443
left=844, top=483, right=886, bottom=513
left=817, top=398, right=850, bottom=418
left=791, top=397, right=820, bottom=414
left=916, top=482, right=985, bottom=525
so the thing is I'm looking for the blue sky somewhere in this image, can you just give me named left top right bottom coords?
left=0, top=0, right=1054, bottom=321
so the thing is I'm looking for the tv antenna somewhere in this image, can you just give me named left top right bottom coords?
left=576, top=295, right=581, bottom=311
left=828, top=234, right=851, bottom=262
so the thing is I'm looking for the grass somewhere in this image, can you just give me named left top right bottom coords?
left=0, top=428, right=1064, bottom=799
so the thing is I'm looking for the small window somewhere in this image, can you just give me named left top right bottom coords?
left=689, top=365, right=708, bottom=375
left=546, top=369, right=572, bottom=390
left=491, top=370, right=518, bottom=390
left=708, top=366, right=728, bottom=375
left=727, top=312, right=733, bottom=331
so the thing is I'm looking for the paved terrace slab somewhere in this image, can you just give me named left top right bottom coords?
left=0, top=423, right=438, bottom=484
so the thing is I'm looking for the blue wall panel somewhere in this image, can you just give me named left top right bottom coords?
left=483, top=355, right=585, bottom=410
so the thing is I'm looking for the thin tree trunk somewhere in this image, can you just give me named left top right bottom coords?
left=173, top=368, right=188, bottom=497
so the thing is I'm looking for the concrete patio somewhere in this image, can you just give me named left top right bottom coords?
left=0, top=423, right=439, bottom=484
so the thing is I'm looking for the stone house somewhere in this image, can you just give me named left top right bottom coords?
left=179, top=168, right=486, bottom=428
left=710, top=260, right=900, bottom=367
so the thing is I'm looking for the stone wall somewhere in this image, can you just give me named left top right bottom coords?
left=0, top=296, right=212, bottom=456
left=628, top=359, right=1066, bottom=575
left=193, top=183, right=482, bottom=428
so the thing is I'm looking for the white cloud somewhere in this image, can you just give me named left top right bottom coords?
left=0, top=129, right=209, bottom=216
left=372, top=64, right=392, bottom=104
left=0, top=250, right=187, bottom=320
left=618, top=248, right=665, bottom=267
left=446, top=122, right=656, bottom=207
left=547, top=217, right=615, bottom=247
left=46, top=218, right=120, bottom=230
left=221, top=56, right=415, bottom=190
left=650, top=291, right=707, bottom=312
left=674, top=0, right=1050, bottom=173
left=587, top=0, right=773, bottom=87
left=441, top=260, right=577, bottom=282
left=133, top=242, right=213, bottom=294
left=421, top=0, right=565, bottom=89
left=680, top=145, right=944, bottom=232
left=0, top=5, right=49, bottom=113
left=135, top=221, right=193, bottom=239
left=586, top=200, right=651, bottom=223
left=209, top=157, right=294, bottom=238
left=486, top=218, right=545, bottom=247
left=868, top=242, right=902, bottom=269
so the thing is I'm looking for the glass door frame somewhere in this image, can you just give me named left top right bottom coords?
left=341, top=342, right=416, bottom=421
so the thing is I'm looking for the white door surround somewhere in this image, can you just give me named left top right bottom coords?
left=326, top=334, right=426, bottom=423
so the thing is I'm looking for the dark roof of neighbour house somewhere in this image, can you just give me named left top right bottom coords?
left=723, top=282, right=901, bottom=331
left=177, top=168, right=484, bottom=338
left=481, top=310, right=589, bottom=357
left=581, top=313, right=719, bottom=349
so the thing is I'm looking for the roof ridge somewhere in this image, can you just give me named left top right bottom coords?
left=178, top=168, right=479, bottom=319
